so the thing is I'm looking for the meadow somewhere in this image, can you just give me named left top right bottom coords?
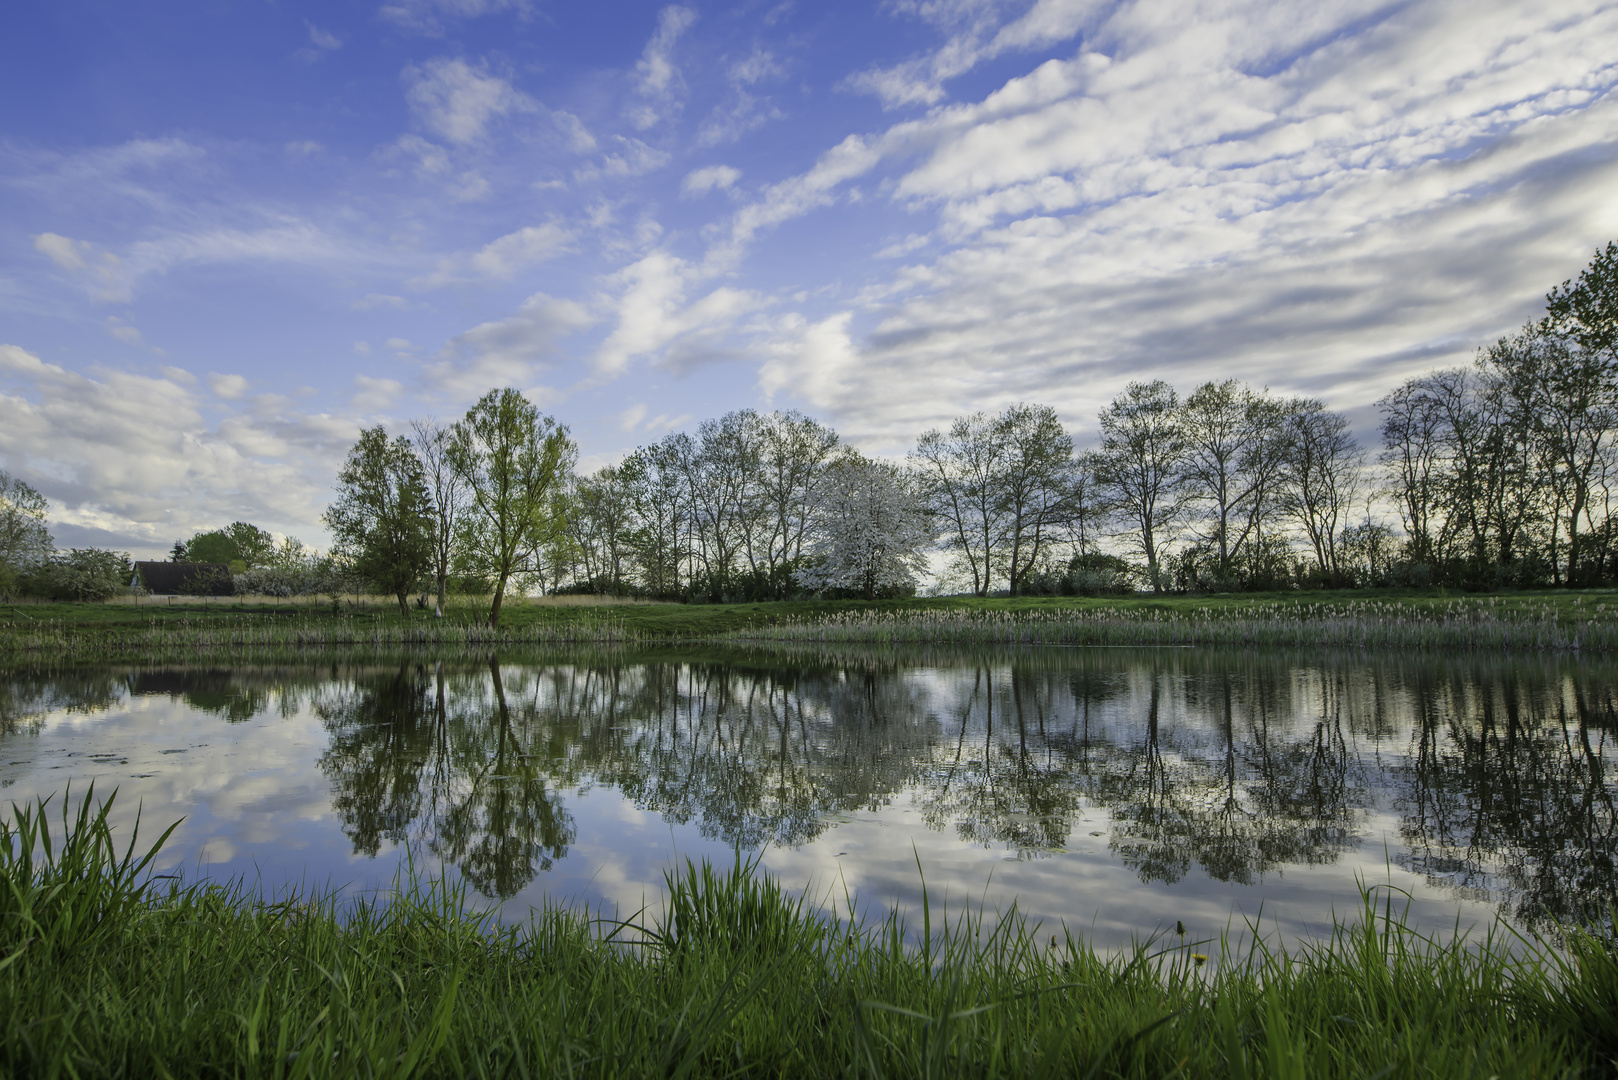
left=3, top=789, right=1615, bottom=1079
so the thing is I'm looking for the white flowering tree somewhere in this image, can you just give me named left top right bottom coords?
left=796, top=455, right=933, bottom=599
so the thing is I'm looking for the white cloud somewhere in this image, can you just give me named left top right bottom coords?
left=104, top=317, right=142, bottom=345
left=285, top=140, right=322, bottom=156
left=428, top=292, right=595, bottom=398
left=33, top=233, right=129, bottom=302
left=573, top=136, right=671, bottom=183
left=618, top=403, right=648, bottom=431
left=626, top=6, right=698, bottom=130
left=0, top=345, right=351, bottom=552
left=378, top=0, right=531, bottom=35
left=681, top=165, right=741, bottom=197
left=404, top=57, right=536, bottom=144
left=351, top=293, right=409, bottom=311
left=743, top=0, right=1618, bottom=449
left=593, top=251, right=763, bottom=375
left=209, top=373, right=250, bottom=399
left=411, top=221, right=574, bottom=288
left=306, top=22, right=342, bottom=50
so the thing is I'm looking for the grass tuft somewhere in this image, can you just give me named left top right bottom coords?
left=4, top=789, right=1617, bottom=1077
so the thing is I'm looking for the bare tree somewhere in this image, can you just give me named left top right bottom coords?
left=1280, top=400, right=1362, bottom=582
left=1178, top=381, right=1289, bottom=584
left=1090, top=381, right=1186, bottom=593
left=912, top=412, right=1008, bottom=596
left=995, top=403, right=1082, bottom=595
left=412, top=418, right=466, bottom=617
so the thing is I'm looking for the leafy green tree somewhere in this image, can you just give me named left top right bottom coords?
left=447, top=389, right=576, bottom=626
left=224, top=522, right=276, bottom=568
left=1545, top=240, right=1618, bottom=363
left=0, top=470, right=52, bottom=594
left=183, top=530, right=239, bottom=564
left=24, top=549, right=130, bottom=601
left=412, top=418, right=467, bottom=617
left=324, top=426, right=435, bottom=616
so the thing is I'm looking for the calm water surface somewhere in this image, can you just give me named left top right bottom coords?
left=2, top=646, right=1614, bottom=947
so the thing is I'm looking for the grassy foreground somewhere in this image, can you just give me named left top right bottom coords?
left=4, top=792, right=1616, bottom=1078
left=5, top=589, right=1618, bottom=658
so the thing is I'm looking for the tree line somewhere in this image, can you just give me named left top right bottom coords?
left=1, top=241, right=1614, bottom=610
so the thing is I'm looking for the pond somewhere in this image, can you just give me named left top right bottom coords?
left=2, top=645, right=1615, bottom=947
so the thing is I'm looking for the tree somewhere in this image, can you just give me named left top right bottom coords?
left=447, top=389, right=576, bottom=626
left=1545, top=240, right=1618, bottom=363
left=1090, top=381, right=1186, bottom=593
left=620, top=438, right=691, bottom=598
left=1280, top=400, right=1362, bottom=582
left=994, top=403, right=1082, bottom=596
left=324, top=426, right=435, bottom=616
left=412, top=418, right=467, bottom=617
left=0, top=470, right=52, bottom=593
left=184, top=530, right=239, bottom=565
left=749, top=411, right=840, bottom=593
left=1178, top=381, right=1289, bottom=585
left=224, top=522, right=276, bottom=568
left=797, top=455, right=932, bottom=599
left=912, top=412, right=1009, bottom=596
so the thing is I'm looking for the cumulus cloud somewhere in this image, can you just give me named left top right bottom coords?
left=404, top=57, right=536, bottom=144
left=626, top=6, right=698, bottom=130
left=697, top=47, right=787, bottom=146
left=681, top=164, right=741, bottom=197
left=0, top=345, right=351, bottom=553
left=209, top=373, right=250, bottom=399
left=592, top=252, right=762, bottom=376
left=411, top=222, right=574, bottom=288
left=573, top=136, right=671, bottom=183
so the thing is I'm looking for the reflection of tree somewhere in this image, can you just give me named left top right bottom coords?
left=131, top=669, right=274, bottom=721
left=1396, top=663, right=1618, bottom=930
left=1, top=670, right=128, bottom=735
left=431, top=660, right=574, bottom=899
left=316, top=660, right=575, bottom=900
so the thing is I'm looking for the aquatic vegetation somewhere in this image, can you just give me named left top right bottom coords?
left=727, top=596, right=1618, bottom=652
left=3, top=789, right=1615, bottom=1077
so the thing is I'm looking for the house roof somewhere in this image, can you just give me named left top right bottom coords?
left=133, top=561, right=234, bottom=596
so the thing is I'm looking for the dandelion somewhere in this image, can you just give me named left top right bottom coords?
left=1191, top=953, right=1208, bottom=967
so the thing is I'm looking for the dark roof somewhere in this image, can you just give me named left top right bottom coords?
left=133, top=561, right=234, bottom=596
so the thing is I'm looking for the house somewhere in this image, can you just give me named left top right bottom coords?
left=131, top=561, right=234, bottom=596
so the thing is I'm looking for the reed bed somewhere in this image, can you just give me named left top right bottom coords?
left=0, top=612, right=650, bottom=659
left=4, top=789, right=1615, bottom=1078
left=728, top=597, right=1618, bottom=652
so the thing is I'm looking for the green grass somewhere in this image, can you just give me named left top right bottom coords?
left=4, top=788, right=1616, bottom=1078
left=5, top=589, right=1618, bottom=658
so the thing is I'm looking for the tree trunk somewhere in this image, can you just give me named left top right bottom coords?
left=488, top=570, right=509, bottom=627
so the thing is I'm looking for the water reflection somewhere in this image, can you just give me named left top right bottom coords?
left=2, top=648, right=1615, bottom=928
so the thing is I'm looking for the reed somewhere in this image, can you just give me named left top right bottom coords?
left=725, top=597, right=1618, bottom=652
left=3, top=789, right=1614, bottom=1078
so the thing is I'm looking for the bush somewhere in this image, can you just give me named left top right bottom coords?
left=20, top=549, right=131, bottom=602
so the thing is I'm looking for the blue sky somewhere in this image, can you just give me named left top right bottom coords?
left=3, top=0, right=1617, bottom=556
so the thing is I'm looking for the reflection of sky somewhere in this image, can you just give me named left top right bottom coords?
left=0, top=654, right=1592, bottom=954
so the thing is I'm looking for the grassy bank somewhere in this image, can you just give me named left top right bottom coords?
left=5, top=589, right=1618, bottom=658
left=4, top=791, right=1616, bottom=1078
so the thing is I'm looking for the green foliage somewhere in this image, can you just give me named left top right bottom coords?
left=448, top=389, right=576, bottom=627
left=0, top=470, right=52, bottom=580
left=325, top=427, right=437, bottom=616
left=20, top=548, right=131, bottom=601
left=183, top=529, right=239, bottom=564
left=1, top=789, right=1613, bottom=1077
